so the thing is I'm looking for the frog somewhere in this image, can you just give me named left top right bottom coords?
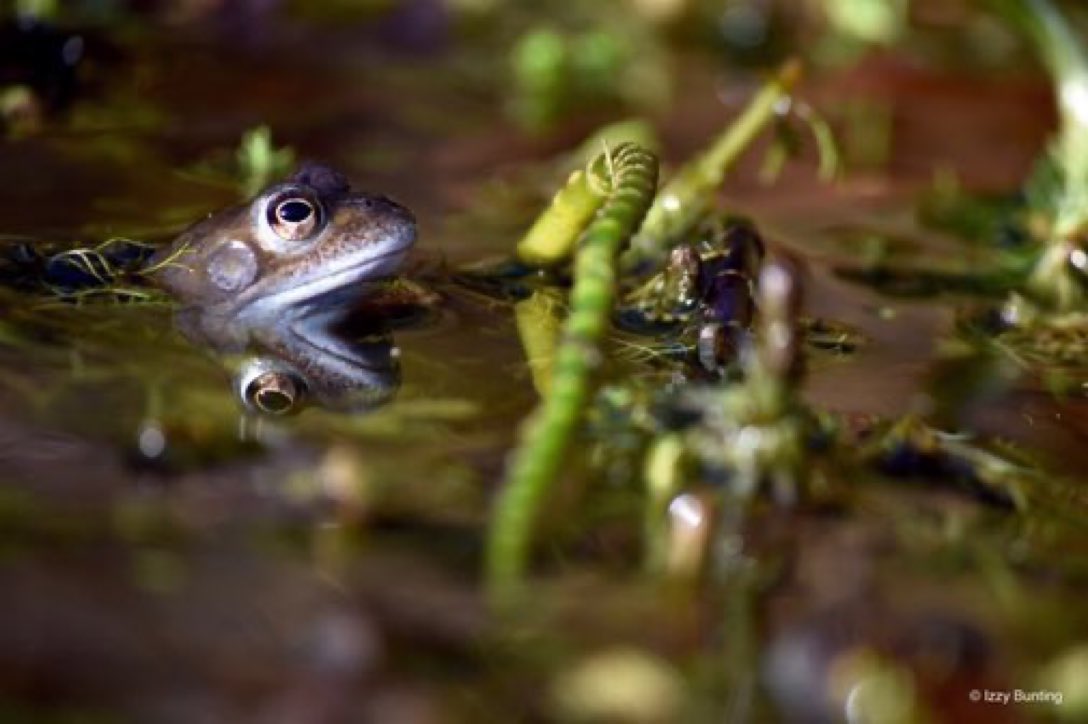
left=146, top=163, right=418, bottom=321
left=137, top=163, right=423, bottom=416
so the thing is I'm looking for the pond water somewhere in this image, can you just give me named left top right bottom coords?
left=1, top=5, right=1087, bottom=723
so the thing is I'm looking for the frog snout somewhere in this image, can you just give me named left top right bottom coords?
left=365, top=194, right=417, bottom=250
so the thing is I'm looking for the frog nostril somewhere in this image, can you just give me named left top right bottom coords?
left=377, top=196, right=416, bottom=225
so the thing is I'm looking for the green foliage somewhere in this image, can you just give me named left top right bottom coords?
left=509, top=24, right=669, bottom=132
left=919, top=172, right=1027, bottom=245
left=15, top=0, right=57, bottom=20
left=236, top=125, right=295, bottom=197
left=823, top=0, right=909, bottom=45
left=632, top=60, right=803, bottom=262
left=993, top=0, right=1088, bottom=311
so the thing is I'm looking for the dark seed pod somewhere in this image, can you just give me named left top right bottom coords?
left=758, top=257, right=802, bottom=321
left=692, top=217, right=764, bottom=327
left=701, top=271, right=754, bottom=326
left=696, top=216, right=765, bottom=277
left=719, top=218, right=766, bottom=277
left=697, top=323, right=723, bottom=372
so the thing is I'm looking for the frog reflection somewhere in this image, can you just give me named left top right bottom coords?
left=224, top=311, right=401, bottom=417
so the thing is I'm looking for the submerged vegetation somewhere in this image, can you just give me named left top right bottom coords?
left=491, top=65, right=835, bottom=590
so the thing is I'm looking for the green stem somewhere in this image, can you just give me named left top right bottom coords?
left=999, top=0, right=1088, bottom=223
left=489, top=143, right=659, bottom=595
left=516, top=153, right=613, bottom=266
left=993, top=0, right=1088, bottom=99
left=631, top=59, right=803, bottom=261
left=994, top=0, right=1088, bottom=310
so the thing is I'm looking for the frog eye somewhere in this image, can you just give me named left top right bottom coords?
left=268, top=195, right=321, bottom=241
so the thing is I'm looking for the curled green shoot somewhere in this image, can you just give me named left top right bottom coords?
left=565, top=119, right=661, bottom=169
left=489, top=143, right=659, bottom=596
left=631, top=60, right=803, bottom=262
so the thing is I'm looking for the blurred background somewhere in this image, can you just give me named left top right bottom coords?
left=2, top=1, right=1088, bottom=723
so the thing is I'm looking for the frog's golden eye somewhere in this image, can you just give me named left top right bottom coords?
left=268, top=196, right=320, bottom=241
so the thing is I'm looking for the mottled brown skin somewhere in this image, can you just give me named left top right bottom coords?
left=148, top=164, right=416, bottom=319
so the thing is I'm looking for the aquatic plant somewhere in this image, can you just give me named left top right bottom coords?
left=491, top=63, right=843, bottom=591
left=618, top=215, right=767, bottom=372
left=994, top=0, right=1088, bottom=315
left=12, top=237, right=165, bottom=304
left=513, top=288, right=566, bottom=396
left=823, top=0, right=908, bottom=45
left=509, top=24, right=669, bottom=132
left=489, top=142, right=658, bottom=592
left=644, top=259, right=814, bottom=517
left=515, top=119, right=661, bottom=266
left=629, top=59, right=837, bottom=263
left=237, top=125, right=295, bottom=197
left=517, top=60, right=827, bottom=270
left=515, top=149, right=617, bottom=266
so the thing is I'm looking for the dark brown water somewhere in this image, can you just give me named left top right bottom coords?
left=1, top=7, right=1087, bottom=723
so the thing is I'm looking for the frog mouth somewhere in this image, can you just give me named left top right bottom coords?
left=237, top=246, right=410, bottom=318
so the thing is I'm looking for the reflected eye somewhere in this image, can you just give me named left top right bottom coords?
left=268, top=195, right=321, bottom=241
left=244, top=370, right=301, bottom=415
